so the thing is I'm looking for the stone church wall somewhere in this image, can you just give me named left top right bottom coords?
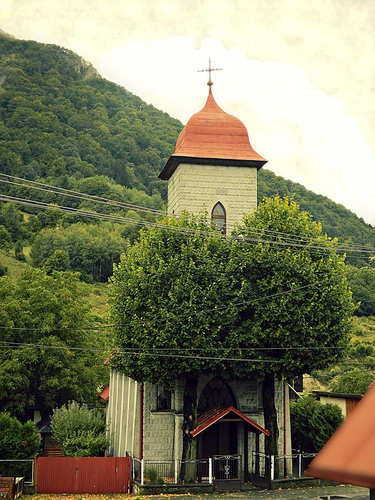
left=141, top=380, right=184, bottom=461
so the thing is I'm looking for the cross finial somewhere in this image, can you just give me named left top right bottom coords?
left=198, top=57, right=223, bottom=87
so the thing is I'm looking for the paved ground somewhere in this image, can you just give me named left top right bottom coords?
left=149, top=484, right=370, bottom=500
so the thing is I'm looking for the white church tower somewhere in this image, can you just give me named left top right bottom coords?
left=159, top=69, right=267, bottom=233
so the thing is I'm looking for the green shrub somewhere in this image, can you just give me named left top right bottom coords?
left=290, top=396, right=343, bottom=452
left=0, top=225, right=12, bottom=251
left=145, top=467, right=159, bottom=484
left=0, top=262, right=8, bottom=276
left=329, top=369, right=375, bottom=395
left=51, top=401, right=109, bottom=457
left=0, top=412, right=40, bottom=476
left=14, top=241, right=26, bottom=261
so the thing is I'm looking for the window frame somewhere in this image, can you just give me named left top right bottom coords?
left=211, top=201, right=226, bottom=234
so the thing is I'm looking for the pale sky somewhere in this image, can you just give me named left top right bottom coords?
left=1, top=0, right=375, bottom=226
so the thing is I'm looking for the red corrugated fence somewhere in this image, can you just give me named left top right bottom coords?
left=36, top=456, right=132, bottom=494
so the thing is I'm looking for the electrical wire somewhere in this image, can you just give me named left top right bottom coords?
left=0, top=173, right=166, bottom=216
left=1, top=174, right=374, bottom=254
left=0, top=340, right=351, bottom=363
left=1, top=189, right=375, bottom=257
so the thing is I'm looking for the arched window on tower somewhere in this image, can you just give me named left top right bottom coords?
left=211, top=202, right=226, bottom=234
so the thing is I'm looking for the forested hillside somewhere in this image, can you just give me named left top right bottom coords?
left=0, top=31, right=182, bottom=211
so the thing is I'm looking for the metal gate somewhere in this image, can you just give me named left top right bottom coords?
left=36, top=456, right=132, bottom=494
left=213, top=455, right=241, bottom=491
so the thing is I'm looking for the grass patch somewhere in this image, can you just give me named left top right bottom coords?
left=0, top=248, right=30, bottom=277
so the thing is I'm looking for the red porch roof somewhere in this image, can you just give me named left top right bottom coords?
left=99, top=385, right=109, bottom=403
left=306, top=382, right=375, bottom=489
left=190, top=405, right=270, bottom=437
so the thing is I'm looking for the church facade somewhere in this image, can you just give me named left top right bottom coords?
left=106, top=80, right=292, bottom=483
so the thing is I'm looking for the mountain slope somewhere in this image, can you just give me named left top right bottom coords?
left=0, top=33, right=182, bottom=208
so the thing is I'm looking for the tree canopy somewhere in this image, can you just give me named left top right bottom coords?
left=109, top=197, right=354, bottom=470
left=231, top=196, right=354, bottom=380
left=31, top=222, right=126, bottom=282
left=109, top=214, right=239, bottom=385
left=347, top=266, right=375, bottom=316
left=329, top=369, right=375, bottom=395
left=110, top=198, right=353, bottom=382
left=0, top=268, right=109, bottom=418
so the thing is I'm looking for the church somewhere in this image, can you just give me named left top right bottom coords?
left=106, top=69, right=292, bottom=486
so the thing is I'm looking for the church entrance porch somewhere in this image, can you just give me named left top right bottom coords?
left=191, top=405, right=270, bottom=488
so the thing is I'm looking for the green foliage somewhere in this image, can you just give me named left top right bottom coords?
left=109, top=197, right=354, bottom=468
left=0, top=225, right=12, bottom=250
left=22, top=420, right=42, bottom=457
left=61, top=432, right=109, bottom=458
left=0, top=203, right=24, bottom=242
left=145, top=467, right=159, bottom=483
left=110, top=197, right=354, bottom=383
left=1, top=33, right=374, bottom=263
left=0, top=34, right=181, bottom=210
left=329, top=369, right=375, bottom=395
left=0, top=412, right=40, bottom=474
left=109, top=213, right=242, bottom=385
left=312, top=316, right=375, bottom=389
left=290, top=396, right=343, bottom=452
left=0, top=268, right=109, bottom=418
left=347, top=266, right=375, bottom=316
left=0, top=261, right=8, bottom=276
left=258, top=169, right=375, bottom=263
left=31, top=222, right=126, bottom=281
left=51, top=401, right=109, bottom=457
left=232, top=196, right=354, bottom=379
left=14, top=240, right=26, bottom=261
left=43, top=249, right=71, bottom=274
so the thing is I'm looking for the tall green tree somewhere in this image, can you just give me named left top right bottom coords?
left=0, top=268, right=109, bottom=419
left=0, top=202, right=24, bottom=241
left=232, top=196, right=354, bottom=468
left=109, top=214, right=238, bottom=472
left=109, top=197, right=354, bottom=477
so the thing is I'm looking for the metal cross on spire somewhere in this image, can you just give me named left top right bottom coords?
left=198, top=57, right=223, bottom=86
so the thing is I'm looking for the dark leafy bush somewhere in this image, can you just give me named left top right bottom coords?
left=290, top=396, right=343, bottom=453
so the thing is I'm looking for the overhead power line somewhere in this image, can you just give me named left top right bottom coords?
left=0, top=173, right=166, bottom=216
left=0, top=340, right=350, bottom=364
left=1, top=174, right=374, bottom=254
left=1, top=190, right=375, bottom=256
